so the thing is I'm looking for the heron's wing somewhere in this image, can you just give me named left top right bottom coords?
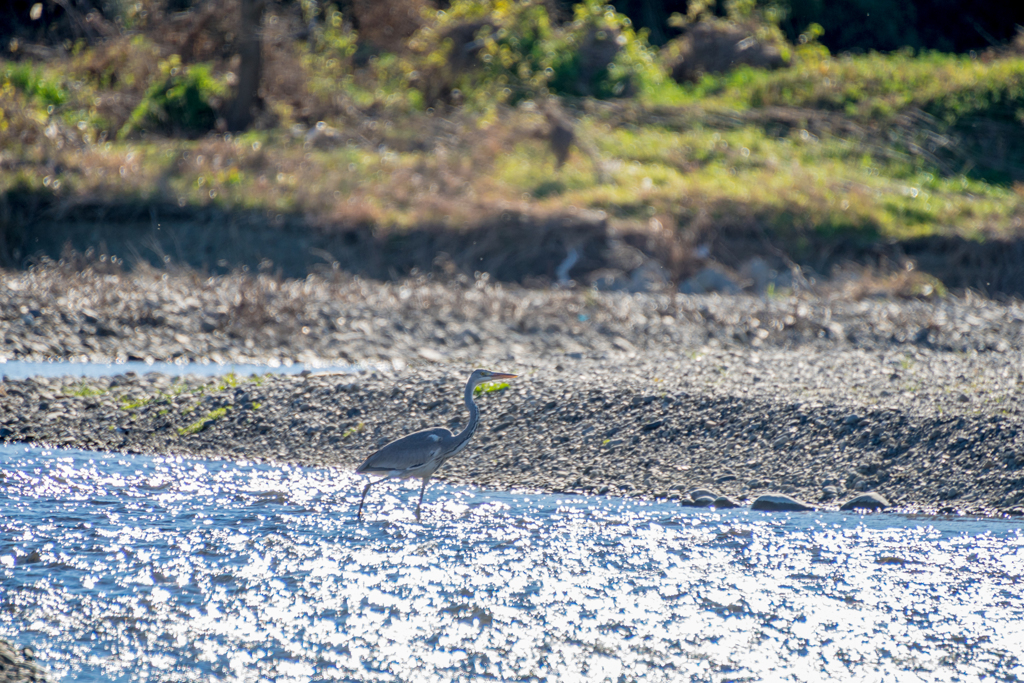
left=356, top=428, right=453, bottom=474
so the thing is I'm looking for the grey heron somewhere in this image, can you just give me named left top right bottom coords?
left=355, top=368, right=518, bottom=521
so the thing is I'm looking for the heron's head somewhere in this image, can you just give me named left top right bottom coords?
left=470, top=369, right=518, bottom=385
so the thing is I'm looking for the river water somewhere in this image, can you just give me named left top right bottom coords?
left=1, top=444, right=1022, bottom=682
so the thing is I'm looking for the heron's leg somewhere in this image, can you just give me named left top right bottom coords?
left=357, top=479, right=376, bottom=521
left=415, top=477, right=430, bottom=522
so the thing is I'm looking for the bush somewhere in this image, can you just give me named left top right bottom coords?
left=120, top=55, right=227, bottom=137
left=660, top=0, right=792, bottom=84
left=4, top=63, right=68, bottom=107
left=407, top=0, right=663, bottom=107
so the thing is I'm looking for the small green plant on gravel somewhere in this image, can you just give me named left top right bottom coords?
left=214, top=373, right=240, bottom=391
left=178, top=406, right=229, bottom=436
left=189, top=381, right=217, bottom=396
left=251, top=402, right=262, bottom=410
left=120, top=396, right=152, bottom=410
left=474, top=381, right=510, bottom=395
left=63, top=383, right=107, bottom=398
left=342, top=422, right=365, bottom=439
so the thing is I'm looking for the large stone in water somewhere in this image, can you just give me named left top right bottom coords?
left=751, top=493, right=816, bottom=512
left=840, top=492, right=891, bottom=512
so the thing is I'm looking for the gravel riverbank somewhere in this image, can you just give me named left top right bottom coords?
left=2, top=265, right=1024, bottom=515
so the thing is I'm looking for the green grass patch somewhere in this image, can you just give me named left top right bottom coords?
left=178, top=407, right=229, bottom=436
left=63, top=383, right=107, bottom=398
left=214, top=373, right=240, bottom=391
left=551, top=116, right=1021, bottom=242
left=341, top=422, right=365, bottom=439
left=645, top=51, right=1024, bottom=129
left=120, top=396, right=152, bottom=410
left=112, top=373, right=245, bottom=413
left=4, top=63, right=69, bottom=107
left=474, top=381, right=511, bottom=395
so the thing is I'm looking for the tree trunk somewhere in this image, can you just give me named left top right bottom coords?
left=225, top=0, right=267, bottom=132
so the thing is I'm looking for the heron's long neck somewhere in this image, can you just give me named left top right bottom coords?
left=452, top=380, right=481, bottom=449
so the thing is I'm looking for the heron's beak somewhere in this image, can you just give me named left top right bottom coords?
left=489, top=373, right=518, bottom=380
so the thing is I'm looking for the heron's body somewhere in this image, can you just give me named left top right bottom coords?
left=355, top=369, right=517, bottom=521
left=356, top=427, right=465, bottom=480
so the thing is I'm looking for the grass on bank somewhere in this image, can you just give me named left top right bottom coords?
left=55, top=373, right=263, bottom=431
left=646, top=48, right=1024, bottom=126
left=178, top=406, right=229, bottom=436
left=3, top=40, right=1024, bottom=260
left=63, top=382, right=107, bottom=398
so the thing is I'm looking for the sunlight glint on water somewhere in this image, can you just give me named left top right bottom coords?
left=1, top=444, right=1022, bottom=682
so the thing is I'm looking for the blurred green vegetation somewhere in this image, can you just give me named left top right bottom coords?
left=121, top=56, right=228, bottom=138
left=5, top=62, right=68, bottom=107
left=1, top=0, right=1023, bottom=278
left=651, top=49, right=1024, bottom=128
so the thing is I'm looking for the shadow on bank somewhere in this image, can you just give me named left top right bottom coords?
left=3, top=187, right=1024, bottom=297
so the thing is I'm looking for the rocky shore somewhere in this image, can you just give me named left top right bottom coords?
left=2, top=264, right=1024, bottom=515
left=0, top=639, right=51, bottom=683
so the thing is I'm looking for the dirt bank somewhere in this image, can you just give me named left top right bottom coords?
left=8, top=200, right=1024, bottom=296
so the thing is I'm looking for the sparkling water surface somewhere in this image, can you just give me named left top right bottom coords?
left=1, top=443, right=1022, bottom=682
